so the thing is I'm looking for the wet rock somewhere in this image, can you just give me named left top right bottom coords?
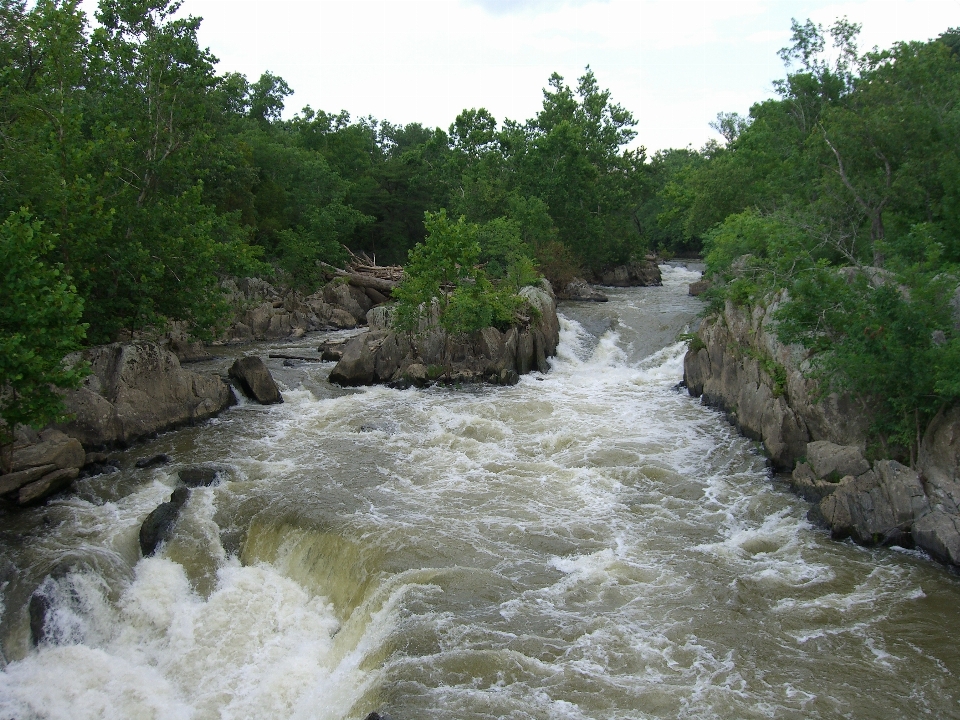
left=77, top=459, right=120, bottom=480
left=29, top=581, right=54, bottom=647
left=564, top=278, right=608, bottom=302
left=18, top=467, right=80, bottom=506
left=363, top=713, right=393, bottom=720
left=913, top=510, right=960, bottom=565
left=59, top=341, right=233, bottom=447
left=178, top=466, right=227, bottom=487
left=139, top=486, right=192, bottom=557
left=135, top=453, right=171, bottom=469
left=594, top=260, right=662, bottom=287
left=229, top=356, right=283, bottom=404
left=816, top=460, right=929, bottom=547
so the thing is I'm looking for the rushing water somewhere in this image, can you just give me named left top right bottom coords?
left=2, top=265, right=960, bottom=720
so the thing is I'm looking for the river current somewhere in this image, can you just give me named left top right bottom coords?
left=1, top=265, right=959, bottom=719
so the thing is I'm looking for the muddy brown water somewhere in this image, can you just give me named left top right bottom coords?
left=1, top=265, right=958, bottom=719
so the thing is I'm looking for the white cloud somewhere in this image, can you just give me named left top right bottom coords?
left=79, top=0, right=959, bottom=151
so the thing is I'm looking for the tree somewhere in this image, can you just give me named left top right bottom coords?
left=0, top=211, right=87, bottom=471
left=392, top=210, right=535, bottom=335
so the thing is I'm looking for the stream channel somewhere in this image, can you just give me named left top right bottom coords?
left=1, top=265, right=959, bottom=719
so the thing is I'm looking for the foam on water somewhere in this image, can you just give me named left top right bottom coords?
left=3, top=265, right=960, bottom=718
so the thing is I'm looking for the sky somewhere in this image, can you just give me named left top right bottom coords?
left=85, top=0, right=958, bottom=152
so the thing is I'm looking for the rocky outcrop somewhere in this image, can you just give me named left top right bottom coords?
left=684, top=297, right=869, bottom=470
left=57, top=341, right=234, bottom=448
left=686, top=295, right=960, bottom=568
left=563, top=278, right=608, bottom=302
left=592, top=259, right=662, bottom=287
left=221, top=277, right=375, bottom=342
left=688, top=279, right=710, bottom=296
left=0, top=429, right=86, bottom=506
left=228, top=356, right=283, bottom=404
left=330, top=281, right=561, bottom=387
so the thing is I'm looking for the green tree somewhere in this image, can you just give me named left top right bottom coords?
left=392, top=210, right=535, bottom=335
left=0, top=211, right=87, bottom=471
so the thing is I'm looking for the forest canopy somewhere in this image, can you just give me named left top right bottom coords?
left=3, top=0, right=959, bottom=461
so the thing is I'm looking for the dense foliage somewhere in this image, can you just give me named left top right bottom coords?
left=0, top=211, right=87, bottom=468
left=1, top=0, right=653, bottom=437
left=682, top=20, right=960, bottom=464
left=5, top=0, right=957, bottom=464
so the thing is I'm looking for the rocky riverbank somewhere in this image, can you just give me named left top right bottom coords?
left=684, top=295, right=960, bottom=567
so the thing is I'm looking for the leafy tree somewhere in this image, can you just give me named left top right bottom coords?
left=392, top=210, right=536, bottom=335
left=0, top=211, right=87, bottom=471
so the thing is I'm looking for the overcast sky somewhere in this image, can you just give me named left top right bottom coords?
left=86, top=0, right=958, bottom=152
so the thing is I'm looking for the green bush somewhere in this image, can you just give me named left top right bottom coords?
left=392, top=210, right=540, bottom=335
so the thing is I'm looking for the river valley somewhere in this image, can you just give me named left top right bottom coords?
left=1, top=266, right=959, bottom=719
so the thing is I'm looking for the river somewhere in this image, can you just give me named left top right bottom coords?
left=1, top=265, right=959, bottom=719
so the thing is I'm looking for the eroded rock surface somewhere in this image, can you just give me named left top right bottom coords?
left=330, top=281, right=561, bottom=387
left=58, top=341, right=234, bottom=448
left=229, top=356, right=283, bottom=404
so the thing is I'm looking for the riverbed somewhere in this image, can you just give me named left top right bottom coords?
left=1, top=266, right=958, bottom=719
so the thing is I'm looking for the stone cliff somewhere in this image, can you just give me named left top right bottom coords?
left=684, top=296, right=960, bottom=568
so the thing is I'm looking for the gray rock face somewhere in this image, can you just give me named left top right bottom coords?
left=221, top=277, right=364, bottom=343
left=806, top=441, right=871, bottom=480
left=594, top=260, right=662, bottom=287
left=684, top=297, right=869, bottom=469
left=684, top=295, right=960, bottom=569
left=564, top=278, right=608, bottom=302
left=330, top=281, right=561, bottom=387
left=229, top=356, right=283, bottom=404
left=817, top=460, right=929, bottom=546
left=58, top=341, right=233, bottom=448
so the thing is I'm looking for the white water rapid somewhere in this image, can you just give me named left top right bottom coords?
left=1, top=265, right=959, bottom=719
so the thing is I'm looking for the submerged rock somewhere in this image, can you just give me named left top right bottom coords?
left=229, top=356, right=283, bottom=404
left=135, top=453, right=171, bottom=469
left=178, top=465, right=228, bottom=487
left=139, top=486, right=192, bottom=557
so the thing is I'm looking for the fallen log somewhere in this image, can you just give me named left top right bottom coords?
left=268, top=353, right=325, bottom=363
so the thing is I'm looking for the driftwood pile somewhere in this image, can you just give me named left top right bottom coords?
left=323, top=249, right=403, bottom=298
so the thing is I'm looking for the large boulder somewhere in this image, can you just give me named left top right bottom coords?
left=594, top=260, right=662, bottom=287
left=329, top=281, right=561, bottom=387
left=816, top=460, right=930, bottom=547
left=564, top=278, right=608, bottom=302
left=139, top=486, right=192, bottom=557
left=58, top=341, right=234, bottom=448
left=0, top=429, right=86, bottom=505
left=228, top=356, right=283, bottom=404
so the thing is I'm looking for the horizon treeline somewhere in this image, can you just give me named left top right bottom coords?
left=1, top=0, right=653, bottom=347
left=4, top=0, right=960, bottom=462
